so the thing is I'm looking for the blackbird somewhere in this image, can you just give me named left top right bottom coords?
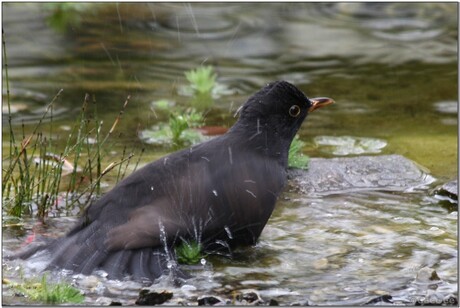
left=11, top=81, right=333, bottom=282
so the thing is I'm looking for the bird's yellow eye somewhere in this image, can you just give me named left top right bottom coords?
left=289, top=105, right=301, bottom=117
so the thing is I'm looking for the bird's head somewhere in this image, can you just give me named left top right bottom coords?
left=234, top=81, right=334, bottom=144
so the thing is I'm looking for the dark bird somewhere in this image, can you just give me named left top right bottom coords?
left=11, top=81, right=333, bottom=282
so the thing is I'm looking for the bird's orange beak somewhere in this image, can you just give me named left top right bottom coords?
left=308, top=97, right=334, bottom=112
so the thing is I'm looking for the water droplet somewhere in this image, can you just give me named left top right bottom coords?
left=224, top=226, right=233, bottom=239
left=212, top=189, right=218, bottom=196
left=94, top=270, right=108, bottom=278
left=245, top=189, right=257, bottom=198
left=228, top=147, right=233, bottom=164
left=151, top=186, right=154, bottom=191
left=200, top=258, right=207, bottom=265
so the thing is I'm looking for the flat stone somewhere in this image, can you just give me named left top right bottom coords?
left=288, top=155, right=436, bottom=195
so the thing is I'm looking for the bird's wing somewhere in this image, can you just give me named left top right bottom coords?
left=101, top=146, right=286, bottom=252
left=100, top=153, right=217, bottom=251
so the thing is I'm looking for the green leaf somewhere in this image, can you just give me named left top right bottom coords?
left=176, top=240, right=204, bottom=265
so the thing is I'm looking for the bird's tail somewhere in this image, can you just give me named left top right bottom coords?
left=7, top=230, right=189, bottom=283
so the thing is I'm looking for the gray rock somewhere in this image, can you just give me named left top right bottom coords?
left=236, top=289, right=264, bottom=305
left=95, top=297, right=121, bottom=306
left=135, top=289, right=173, bottom=305
left=197, top=295, right=227, bottom=306
left=269, top=299, right=279, bottom=306
left=416, top=267, right=441, bottom=284
left=436, top=180, right=458, bottom=199
left=290, top=299, right=310, bottom=306
left=288, top=155, right=435, bottom=195
left=365, top=295, right=393, bottom=305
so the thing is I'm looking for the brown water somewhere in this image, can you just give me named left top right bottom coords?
left=2, top=3, right=458, bottom=305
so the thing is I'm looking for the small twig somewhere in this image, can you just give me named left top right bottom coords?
left=101, top=95, right=130, bottom=145
left=78, top=153, right=135, bottom=212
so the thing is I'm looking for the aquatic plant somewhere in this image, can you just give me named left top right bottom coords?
left=3, top=34, right=141, bottom=221
left=179, top=65, right=234, bottom=110
left=314, top=135, right=387, bottom=156
left=288, top=135, right=310, bottom=169
left=169, top=109, right=204, bottom=144
left=151, top=99, right=174, bottom=111
left=140, top=108, right=207, bottom=147
left=1, top=91, right=141, bottom=220
left=2, top=35, right=142, bottom=221
left=9, top=274, right=84, bottom=304
left=185, top=65, right=217, bottom=95
left=44, top=3, right=93, bottom=33
left=176, top=240, right=204, bottom=265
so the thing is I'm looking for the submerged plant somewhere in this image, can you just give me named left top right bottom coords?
left=288, top=135, right=310, bottom=169
left=11, top=274, right=84, bottom=304
left=176, top=240, right=204, bottom=265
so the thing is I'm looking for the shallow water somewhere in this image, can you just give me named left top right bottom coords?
left=3, top=189, right=457, bottom=305
left=2, top=2, right=458, bottom=305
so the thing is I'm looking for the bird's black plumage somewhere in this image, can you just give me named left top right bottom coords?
left=12, top=81, right=324, bottom=282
